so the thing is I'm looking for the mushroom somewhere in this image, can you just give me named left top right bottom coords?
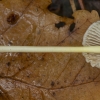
left=0, top=21, right=100, bottom=69
left=82, top=21, right=100, bottom=68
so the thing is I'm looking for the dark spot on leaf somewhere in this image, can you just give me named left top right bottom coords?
left=8, top=41, right=13, bottom=45
left=47, top=3, right=60, bottom=13
left=60, top=40, right=65, bottom=44
left=27, top=75, right=30, bottom=78
left=52, top=92, right=56, bottom=96
left=64, top=80, right=66, bottom=83
left=55, top=21, right=66, bottom=29
left=69, top=22, right=75, bottom=32
left=0, top=92, right=7, bottom=100
left=1, top=37, right=3, bottom=40
left=40, top=57, right=45, bottom=61
left=88, top=76, right=94, bottom=80
left=18, top=67, right=21, bottom=71
left=7, top=13, right=19, bottom=25
left=89, top=77, right=91, bottom=79
left=51, top=81, right=55, bottom=87
left=6, top=62, right=11, bottom=66
left=75, top=79, right=78, bottom=82
left=60, top=86, right=64, bottom=88
left=57, top=81, right=60, bottom=85
left=0, top=73, right=5, bottom=76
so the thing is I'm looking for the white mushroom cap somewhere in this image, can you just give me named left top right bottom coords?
left=82, top=21, right=100, bottom=68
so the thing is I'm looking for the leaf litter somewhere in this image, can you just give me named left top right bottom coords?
left=0, top=0, right=100, bottom=100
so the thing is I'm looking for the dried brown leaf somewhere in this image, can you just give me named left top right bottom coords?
left=0, top=0, right=100, bottom=100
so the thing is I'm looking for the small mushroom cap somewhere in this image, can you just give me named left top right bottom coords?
left=82, top=21, right=100, bottom=68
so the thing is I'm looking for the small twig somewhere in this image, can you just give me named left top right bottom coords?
left=70, top=0, right=76, bottom=12
left=78, top=0, right=85, bottom=10
left=0, top=46, right=99, bottom=53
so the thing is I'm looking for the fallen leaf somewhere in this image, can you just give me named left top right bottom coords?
left=0, top=0, right=100, bottom=100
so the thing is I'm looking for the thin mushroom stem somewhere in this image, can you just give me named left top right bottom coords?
left=0, top=46, right=99, bottom=53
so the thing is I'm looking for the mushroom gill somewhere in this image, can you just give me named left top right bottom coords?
left=82, top=21, right=100, bottom=68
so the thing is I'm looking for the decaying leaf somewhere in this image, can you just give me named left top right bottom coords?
left=0, top=0, right=100, bottom=100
